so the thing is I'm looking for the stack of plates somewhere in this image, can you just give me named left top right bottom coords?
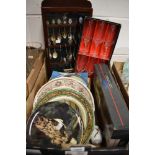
left=27, top=77, right=95, bottom=148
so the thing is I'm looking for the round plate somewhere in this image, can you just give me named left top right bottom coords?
left=27, top=101, right=83, bottom=148
left=33, top=77, right=95, bottom=111
left=34, top=88, right=95, bottom=144
left=49, top=95, right=87, bottom=129
left=51, top=72, right=87, bottom=85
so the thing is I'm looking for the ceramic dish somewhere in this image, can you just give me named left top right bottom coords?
left=34, top=88, right=91, bottom=130
left=50, top=71, right=88, bottom=86
left=33, top=77, right=95, bottom=111
left=27, top=101, right=83, bottom=148
left=48, top=95, right=87, bottom=129
left=34, top=88, right=95, bottom=144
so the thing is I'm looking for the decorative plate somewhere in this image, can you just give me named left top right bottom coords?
left=50, top=71, right=88, bottom=86
left=27, top=101, right=83, bottom=148
left=34, top=88, right=95, bottom=144
left=33, top=77, right=95, bottom=111
left=48, top=95, right=87, bottom=129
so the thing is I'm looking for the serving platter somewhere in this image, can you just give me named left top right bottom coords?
left=34, top=88, right=95, bottom=144
left=33, top=77, right=95, bottom=111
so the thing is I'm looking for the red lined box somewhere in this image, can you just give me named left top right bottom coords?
left=79, top=19, right=96, bottom=55
left=75, top=18, right=121, bottom=76
left=76, top=54, right=106, bottom=76
left=89, top=21, right=108, bottom=57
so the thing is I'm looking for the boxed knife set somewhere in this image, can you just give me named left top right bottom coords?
left=93, top=63, right=129, bottom=147
left=26, top=0, right=129, bottom=155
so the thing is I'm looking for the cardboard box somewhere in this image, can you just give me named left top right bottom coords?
left=26, top=1, right=129, bottom=153
left=112, top=62, right=129, bottom=108
left=26, top=60, right=47, bottom=119
left=26, top=51, right=44, bottom=99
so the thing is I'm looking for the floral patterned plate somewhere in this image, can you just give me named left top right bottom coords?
left=33, top=77, right=95, bottom=111
left=34, top=88, right=95, bottom=144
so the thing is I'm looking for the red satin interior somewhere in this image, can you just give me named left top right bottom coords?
left=75, top=18, right=120, bottom=75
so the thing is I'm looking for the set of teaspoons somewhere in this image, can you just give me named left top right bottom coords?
left=47, top=15, right=83, bottom=45
left=46, top=14, right=84, bottom=69
left=48, top=45, right=76, bottom=68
